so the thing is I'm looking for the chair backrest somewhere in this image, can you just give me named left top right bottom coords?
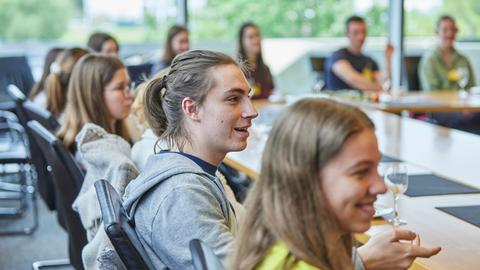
left=189, top=239, right=226, bottom=270
left=6, top=84, right=28, bottom=125
left=51, top=132, right=85, bottom=193
left=126, top=63, right=153, bottom=87
left=27, top=120, right=87, bottom=270
left=23, top=101, right=59, bottom=131
left=404, top=56, right=422, bottom=91
left=0, top=56, right=34, bottom=102
left=94, top=179, right=154, bottom=270
left=7, top=84, right=57, bottom=211
left=310, top=56, right=326, bottom=74
left=310, top=56, right=327, bottom=91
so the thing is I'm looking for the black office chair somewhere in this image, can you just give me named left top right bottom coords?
left=127, top=63, right=154, bottom=87
left=0, top=121, right=38, bottom=235
left=0, top=56, right=34, bottom=109
left=95, top=179, right=154, bottom=270
left=23, top=101, right=59, bottom=132
left=0, top=85, right=38, bottom=235
left=27, top=120, right=87, bottom=270
left=7, top=84, right=57, bottom=211
left=310, top=56, right=326, bottom=92
left=404, top=56, right=422, bottom=91
left=189, top=239, right=226, bottom=270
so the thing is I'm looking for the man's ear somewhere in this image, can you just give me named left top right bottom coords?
left=182, top=97, right=200, bottom=121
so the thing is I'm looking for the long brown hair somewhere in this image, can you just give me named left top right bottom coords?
left=29, top=47, right=64, bottom=100
left=87, top=32, right=119, bottom=53
left=238, top=22, right=267, bottom=75
left=57, top=54, right=130, bottom=153
left=143, top=50, right=242, bottom=151
left=44, top=48, right=87, bottom=118
left=230, top=98, right=374, bottom=270
left=163, top=25, right=188, bottom=66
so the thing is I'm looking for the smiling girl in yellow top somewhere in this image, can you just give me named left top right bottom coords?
left=230, top=98, right=388, bottom=270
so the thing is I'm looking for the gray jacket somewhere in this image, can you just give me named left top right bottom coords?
left=123, top=152, right=237, bottom=269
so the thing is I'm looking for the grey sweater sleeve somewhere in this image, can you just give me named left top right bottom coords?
left=150, top=183, right=235, bottom=269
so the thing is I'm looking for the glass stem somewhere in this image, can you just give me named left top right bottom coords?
left=393, top=194, right=400, bottom=221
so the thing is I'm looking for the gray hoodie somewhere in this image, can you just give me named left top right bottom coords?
left=123, top=152, right=237, bottom=269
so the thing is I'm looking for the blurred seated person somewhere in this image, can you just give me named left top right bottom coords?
left=238, top=22, right=275, bottom=99
left=29, top=47, right=64, bottom=108
left=419, top=15, right=480, bottom=134
left=419, top=15, right=475, bottom=91
left=44, top=48, right=88, bottom=122
left=150, top=25, right=190, bottom=76
left=325, top=16, right=392, bottom=92
left=87, top=32, right=120, bottom=57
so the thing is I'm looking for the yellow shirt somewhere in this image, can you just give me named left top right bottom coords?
left=255, top=242, right=321, bottom=270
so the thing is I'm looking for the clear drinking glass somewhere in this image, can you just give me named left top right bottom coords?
left=384, top=163, right=408, bottom=226
left=457, top=67, right=469, bottom=98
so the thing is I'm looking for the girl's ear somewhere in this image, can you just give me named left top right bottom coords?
left=182, top=97, right=200, bottom=121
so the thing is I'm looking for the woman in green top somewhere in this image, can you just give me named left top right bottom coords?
left=230, top=99, right=441, bottom=270
left=419, top=15, right=480, bottom=134
left=419, top=15, right=475, bottom=91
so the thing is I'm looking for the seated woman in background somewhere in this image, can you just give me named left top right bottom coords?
left=57, top=54, right=133, bottom=157
left=238, top=22, right=275, bottom=99
left=419, top=15, right=480, bottom=134
left=28, top=47, right=64, bottom=107
left=230, top=98, right=441, bottom=270
left=419, top=15, right=475, bottom=91
left=87, top=32, right=120, bottom=57
left=123, top=50, right=257, bottom=269
left=150, top=25, right=190, bottom=76
left=44, top=47, right=88, bottom=121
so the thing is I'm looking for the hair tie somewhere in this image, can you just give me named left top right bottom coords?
left=50, top=62, right=61, bottom=75
left=160, top=75, right=168, bottom=97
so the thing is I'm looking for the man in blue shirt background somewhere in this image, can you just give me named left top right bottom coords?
left=325, top=16, right=392, bottom=92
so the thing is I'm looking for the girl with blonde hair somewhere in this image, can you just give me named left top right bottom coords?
left=57, top=54, right=133, bottom=154
left=230, top=98, right=441, bottom=270
left=29, top=47, right=64, bottom=107
left=44, top=47, right=88, bottom=120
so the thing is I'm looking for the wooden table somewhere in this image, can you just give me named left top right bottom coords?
left=225, top=102, right=480, bottom=270
left=289, top=91, right=480, bottom=114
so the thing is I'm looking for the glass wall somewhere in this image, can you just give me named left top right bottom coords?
left=2, top=0, right=478, bottom=46
left=189, top=0, right=389, bottom=42
left=0, top=0, right=177, bottom=44
left=405, top=0, right=480, bottom=40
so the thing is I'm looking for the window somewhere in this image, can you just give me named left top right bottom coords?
left=0, top=0, right=177, bottom=44
left=189, top=0, right=389, bottom=42
left=405, top=0, right=480, bottom=40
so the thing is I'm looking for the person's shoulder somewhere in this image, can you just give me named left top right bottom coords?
left=327, top=48, right=349, bottom=66
left=257, top=242, right=321, bottom=270
left=420, top=49, right=437, bottom=62
left=331, top=48, right=349, bottom=58
left=455, top=49, right=471, bottom=63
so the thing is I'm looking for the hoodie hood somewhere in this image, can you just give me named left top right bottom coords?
left=123, top=152, right=214, bottom=218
